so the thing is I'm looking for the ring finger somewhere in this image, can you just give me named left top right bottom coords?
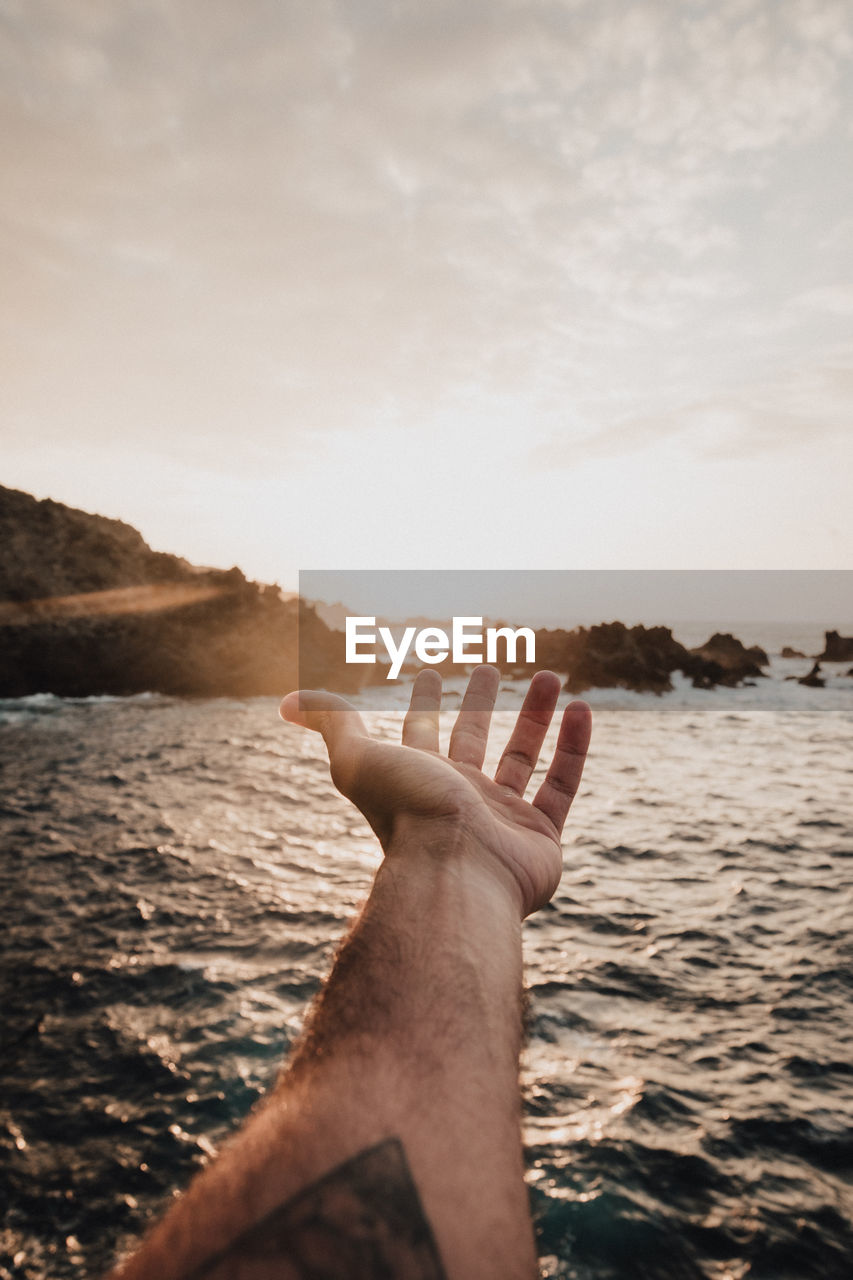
left=402, top=668, right=442, bottom=751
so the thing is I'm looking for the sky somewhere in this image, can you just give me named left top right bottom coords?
left=2, top=0, right=852, bottom=589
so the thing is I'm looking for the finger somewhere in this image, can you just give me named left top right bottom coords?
left=532, top=700, right=592, bottom=835
left=279, top=690, right=370, bottom=758
left=448, top=664, right=501, bottom=769
left=494, top=670, right=561, bottom=796
left=402, top=668, right=442, bottom=751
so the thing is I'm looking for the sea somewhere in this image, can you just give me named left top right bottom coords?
left=1, top=623, right=852, bottom=1279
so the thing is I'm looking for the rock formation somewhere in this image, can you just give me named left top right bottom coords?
left=559, top=622, right=687, bottom=694
left=0, top=485, right=196, bottom=601
left=798, top=662, right=825, bottom=688
left=818, top=631, right=853, bottom=662
left=518, top=621, right=769, bottom=694
left=688, top=633, right=769, bottom=684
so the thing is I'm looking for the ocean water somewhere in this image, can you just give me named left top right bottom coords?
left=1, top=656, right=852, bottom=1278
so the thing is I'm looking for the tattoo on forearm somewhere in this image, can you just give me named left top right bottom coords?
left=187, top=1137, right=447, bottom=1279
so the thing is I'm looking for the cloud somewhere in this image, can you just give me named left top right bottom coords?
left=791, top=285, right=853, bottom=315
left=529, top=346, right=853, bottom=466
left=1, top=0, right=852, bottom=460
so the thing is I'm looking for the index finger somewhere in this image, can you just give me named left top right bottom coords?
left=448, top=665, right=501, bottom=769
left=531, top=701, right=592, bottom=835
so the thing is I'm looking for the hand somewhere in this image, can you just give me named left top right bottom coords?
left=280, top=665, right=592, bottom=918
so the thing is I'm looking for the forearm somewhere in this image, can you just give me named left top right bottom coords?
left=109, top=828, right=536, bottom=1280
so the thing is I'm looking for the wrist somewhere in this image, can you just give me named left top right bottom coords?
left=381, top=815, right=526, bottom=923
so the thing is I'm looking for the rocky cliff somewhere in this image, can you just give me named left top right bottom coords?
left=0, top=486, right=353, bottom=697
left=0, top=485, right=199, bottom=601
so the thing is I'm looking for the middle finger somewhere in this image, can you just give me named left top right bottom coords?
left=493, top=670, right=561, bottom=796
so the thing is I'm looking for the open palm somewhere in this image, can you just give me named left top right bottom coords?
left=280, top=666, right=592, bottom=918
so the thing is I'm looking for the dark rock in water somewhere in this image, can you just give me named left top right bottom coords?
left=780, top=646, right=806, bottom=659
left=819, top=630, right=853, bottom=662
left=527, top=621, right=757, bottom=695
left=559, top=622, right=686, bottom=694
left=525, top=622, right=773, bottom=695
left=0, top=485, right=359, bottom=697
left=798, top=662, right=825, bottom=688
left=689, top=633, right=768, bottom=686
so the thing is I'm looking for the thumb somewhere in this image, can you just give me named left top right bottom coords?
left=279, top=689, right=370, bottom=762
